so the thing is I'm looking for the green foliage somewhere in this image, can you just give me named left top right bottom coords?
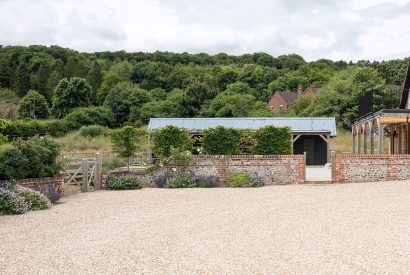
left=13, top=138, right=61, bottom=179
left=15, top=186, right=51, bottom=210
left=0, top=118, right=10, bottom=131
left=2, top=119, right=71, bottom=137
left=229, top=171, right=261, bottom=187
left=63, top=106, right=116, bottom=129
left=105, top=175, right=143, bottom=190
left=152, top=126, right=193, bottom=158
left=180, top=82, right=216, bottom=117
left=111, top=126, right=144, bottom=170
left=0, top=187, right=30, bottom=215
left=0, top=145, right=27, bottom=180
left=161, top=148, right=194, bottom=167
left=0, top=134, right=7, bottom=145
left=13, top=63, right=31, bottom=97
left=104, top=82, right=151, bottom=125
left=164, top=171, right=195, bottom=188
left=253, top=126, right=292, bottom=155
left=52, top=77, right=93, bottom=118
left=202, top=126, right=241, bottom=155
left=79, top=125, right=106, bottom=138
left=19, top=90, right=50, bottom=119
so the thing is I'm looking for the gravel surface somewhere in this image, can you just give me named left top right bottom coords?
left=1, top=181, right=409, bottom=274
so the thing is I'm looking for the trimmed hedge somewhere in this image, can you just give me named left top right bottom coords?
left=253, top=126, right=292, bottom=155
left=152, top=126, right=193, bottom=158
left=202, top=126, right=241, bottom=155
left=2, top=106, right=116, bottom=138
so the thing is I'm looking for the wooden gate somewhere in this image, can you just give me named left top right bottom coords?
left=64, top=153, right=102, bottom=192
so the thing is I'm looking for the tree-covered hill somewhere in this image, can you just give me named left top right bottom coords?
left=0, top=45, right=407, bottom=128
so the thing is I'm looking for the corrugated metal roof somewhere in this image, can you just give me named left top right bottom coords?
left=148, top=117, right=337, bottom=136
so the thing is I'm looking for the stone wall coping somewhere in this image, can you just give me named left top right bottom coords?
left=336, top=154, right=410, bottom=159
left=193, top=155, right=304, bottom=159
left=0, top=176, right=64, bottom=184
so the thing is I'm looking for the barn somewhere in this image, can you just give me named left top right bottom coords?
left=148, top=117, right=337, bottom=165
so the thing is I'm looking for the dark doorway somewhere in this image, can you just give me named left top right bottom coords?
left=293, top=135, right=328, bottom=165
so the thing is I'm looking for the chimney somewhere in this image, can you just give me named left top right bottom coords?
left=297, top=85, right=303, bottom=96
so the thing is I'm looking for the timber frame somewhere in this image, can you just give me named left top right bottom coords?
left=351, top=109, right=410, bottom=154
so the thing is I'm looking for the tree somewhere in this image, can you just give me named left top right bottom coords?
left=104, top=82, right=152, bottom=125
left=52, top=77, right=92, bottom=118
left=0, top=58, right=11, bottom=88
left=202, top=126, right=241, bottom=155
left=13, top=63, right=31, bottom=97
left=180, top=82, right=216, bottom=117
left=111, top=126, right=144, bottom=171
left=87, top=61, right=103, bottom=94
left=19, top=90, right=50, bottom=119
left=200, top=92, right=260, bottom=117
left=152, top=126, right=192, bottom=158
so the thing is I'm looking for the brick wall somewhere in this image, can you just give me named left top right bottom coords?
left=0, top=176, right=64, bottom=195
left=106, top=155, right=305, bottom=187
left=334, top=154, right=410, bottom=183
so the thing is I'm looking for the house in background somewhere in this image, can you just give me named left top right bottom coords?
left=268, top=82, right=320, bottom=112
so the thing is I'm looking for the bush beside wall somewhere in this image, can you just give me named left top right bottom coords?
left=202, top=126, right=241, bottom=155
left=253, top=126, right=292, bottom=155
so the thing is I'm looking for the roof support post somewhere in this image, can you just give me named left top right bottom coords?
left=369, top=121, right=374, bottom=155
left=378, top=122, right=385, bottom=155
left=357, top=125, right=361, bottom=154
left=363, top=123, right=368, bottom=154
left=352, top=127, right=356, bottom=154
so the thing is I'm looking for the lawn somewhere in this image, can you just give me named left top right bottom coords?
left=1, top=182, right=409, bottom=274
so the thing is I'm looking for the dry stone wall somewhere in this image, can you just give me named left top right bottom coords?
left=334, top=154, right=410, bottom=183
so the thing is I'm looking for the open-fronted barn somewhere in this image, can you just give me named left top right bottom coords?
left=148, top=117, right=336, bottom=165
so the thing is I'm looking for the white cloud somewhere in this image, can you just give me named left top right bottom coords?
left=0, top=0, right=409, bottom=61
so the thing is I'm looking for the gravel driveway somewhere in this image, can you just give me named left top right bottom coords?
left=1, top=181, right=409, bottom=274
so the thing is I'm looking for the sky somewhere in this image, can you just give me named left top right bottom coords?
left=0, top=0, right=409, bottom=61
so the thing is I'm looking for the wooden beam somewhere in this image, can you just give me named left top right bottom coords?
left=293, top=135, right=301, bottom=143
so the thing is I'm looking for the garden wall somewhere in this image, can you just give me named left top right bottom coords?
left=0, top=177, right=64, bottom=195
left=109, top=155, right=306, bottom=187
left=334, top=154, right=410, bottom=183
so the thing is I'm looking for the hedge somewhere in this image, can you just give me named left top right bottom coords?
left=202, top=126, right=241, bottom=155
left=152, top=126, right=193, bottom=158
left=2, top=106, right=116, bottom=138
left=253, top=126, right=292, bottom=155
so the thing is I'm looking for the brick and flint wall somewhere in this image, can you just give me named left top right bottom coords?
left=113, top=155, right=306, bottom=187
left=334, top=154, right=410, bottom=183
left=0, top=176, right=64, bottom=195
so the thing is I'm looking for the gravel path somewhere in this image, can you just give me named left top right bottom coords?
left=1, top=181, right=409, bottom=274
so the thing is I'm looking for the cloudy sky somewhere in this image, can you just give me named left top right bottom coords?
left=0, top=0, right=409, bottom=61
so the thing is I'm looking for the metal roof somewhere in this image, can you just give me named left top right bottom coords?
left=148, top=117, right=337, bottom=136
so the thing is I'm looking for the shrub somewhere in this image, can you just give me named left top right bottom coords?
left=253, top=126, right=292, bottom=155
left=13, top=137, right=61, bottom=179
left=0, top=134, right=7, bottom=145
left=79, top=125, right=106, bottom=138
left=15, top=186, right=51, bottom=210
left=229, top=171, right=261, bottom=187
left=44, top=186, right=61, bottom=203
left=154, top=174, right=167, bottom=188
left=164, top=171, right=195, bottom=188
left=106, top=175, right=143, bottom=190
left=0, top=188, right=30, bottom=215
left=0, top=144, right=27, bottom=180
left=19, top=90, right=50, bottom=119
left=161, top=148, right=194, bottom=167
left=152, top=126, right=193, bottom=158
left=195, top=175, right=219, bottom=188
left=64, top=106, right=116, bottom=129
left=0, top=138, right=61, bottom=180
left=111, top=126, right=145, bottom=171
left=202, top=126, right=241, bottom=155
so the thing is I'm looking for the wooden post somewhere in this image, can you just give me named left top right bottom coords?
left=147, top=132, right=152, bottom=164
left=363, top=124, right=367, bottom=154
left=326, top=134, right=330, bottom=163
left=94, top=153, right=102, bottom=190
left=407, top=123, right=410, bottom=154
left=370, top=122, right=374, bottom=155
left=379, top=124, right=384, bottom=155
left=81, top=158, right=88, bottom=192
left=352, top=128, right=356, bottom=154
left=358, top=126, right=361, bottom=154
left=303, top=152, right=306, bottom=181
left=331, top=151, right=336, bottom=182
